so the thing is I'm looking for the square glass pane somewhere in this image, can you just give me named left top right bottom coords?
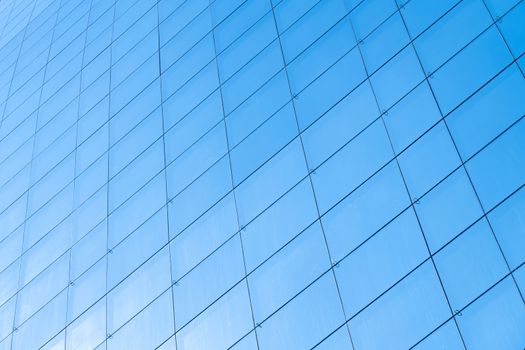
left=458, top=277, right=525, bottom=350
left=416, top=167, right=483, bottom=252
left=434, top=219, right=508, bottom=309
left=348, top=262, right=451, bottom=350
left=398, top=122, right=461, bottom=200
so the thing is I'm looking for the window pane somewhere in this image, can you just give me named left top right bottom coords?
left=336, top=209, right=428, bottom=316
left=322, top=161, right=410, bottom=261
left=370, top=46, right=424, bottom=110
left=413, top=320, right=464, bottom=350
left=434, top=219, right=508, bottom=309
left=173, top=236, right=245, bottom=327
left=176, top=283, right=253, bottom=350
left=398, top=122, right=461, bottom=200
left=108, top=289, right=174, bottom=350
left=348, top=262, right=451, bottom=350
left=242, top=178, right=318, bottom=272
left=416, top=167, right=483, bottom=252
left=302, top=81, right=379, bottom=169
left=458, top=277, right=525, bottom=350
left=466, top=118, right=525, bottom=210
left=235, top=139, right=307, bottom=225
left=257, top=273, right=346, bottom=350
left=430, top=27, right=512, bottom=114
left=249, top=222, right=330, bottom=322
left=384, top=82, right=441, bottom=154
left=498, top=2, right=525, bottom=57
left=447, top=64, right=525, bottom=160
left=107, top=247, right=171, bottom=333
left=312, top=120, right=393, bottom=213
left=414, top=0, right=492, bottom=74
left=488, top=186, right=525, bottom=269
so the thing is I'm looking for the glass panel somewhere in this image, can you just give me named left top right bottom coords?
left=166, top=124, right=227, bottom=198
left=173, top=235, right=245, bottom=327
left=0, top=296, right=16, bottom=340
left=302, top=81, right=379, bottom=169
left=412, top=320, right=464, bottom=350
left=383, top=82, right=441, bottom=154
left=70, top=221, right=107, bottom=282
left=230, top=331, right=257, bottom=350
left=242, top=178, right=318, bottom=272
left=226, top=71, right=290, bottom=147
left=168, top=157, right=232, bottom=235
left=336, top=209, right=428, bottom=316
left=280, top=0, right=348, bottom=63
left=272, top=0, right=317, bottom=32
left=0, top=227, right=23, bottom=272
left=15, top=254, right=69, bottom=327
left=235, top=139, right=308, bottom=225
left=416, top=167, right=483, bottom=252
left=348, top=262, right=451, bottom=350
left=361, top=12, right=409, bottom=73
left=109, top=107, right=162, bottom=178
left=314, top=327, right=353, bottom=350
left=108, top=172, right=166, bottom=248
left=488, top=186, right=525, bottom=269
left=161, top=34, right=215, bottom=97
left=109, top=139, right=164, bottom=212
left=107, top=247, right=171, bottom=333
left=230, top=102, right=297, bottom=185
left=295, top=47, right=366, bottom=130
left=257, top=273, right=345, bottom=350
left=160, top=10, right=213, bottom=75
left=370, top=46, right=424, bottom=110
left=11, top=291, right=67, bottom=350
left=398, top=122, right=461, bottom=200
left=67, top=258, right=107, bottom=322
left=466, top=118, right=525, bottom=210
left=498, top=2, right=525, bottom=57
left=217, top=12, right=277, bottom=82
left=458, top=277, right=525, bottom=350
left=164, top=91, right=223, bottom=161
left=447, top=64, right=525, bottom=160
left=159, top=0, right=208, bottom=46
left=351, top=0, right=397, bottom=40
left=170, top=193, right=238, bottom=278
left=222, top=41, right=283, bottom=114
left=434, top=219, right=508, bottom=310
left=484, top=0, right=520, bottom=18
left=430, top=27, right=512, bottom=114
left=66, top=299, right=106, bottom=350
left=110, top=79, right=161, bottom=145
left=400, top=0, right=458, bottom=37
left=287, top=17, right=356, bottom=94
left=41, top=330, right=65, bottom=350
left=249, top=222, right=330, bottom=322
left=108, top=289, right=174, bottom=350
left=108, top=207, right=168, bottom=289
left=176, top=283, right=253, bottom=350
left=213, top=0, right=270, bottom=53
left=21, top=213, right=73, bottom=286
left=322, top=161, right=410, bottom=261
left=163, top=60, right=219, bottom=124
left=414, top=0, right=492, bottom=74
left=312, top=120, right=393, bottom=213
left=515, top=265, right=525, bottom=295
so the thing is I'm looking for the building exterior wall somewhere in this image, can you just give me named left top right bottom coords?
left=0, top=0, right=524, bottom=349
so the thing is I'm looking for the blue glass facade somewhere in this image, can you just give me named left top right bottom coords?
left=0, top=0, right=524, bottom=349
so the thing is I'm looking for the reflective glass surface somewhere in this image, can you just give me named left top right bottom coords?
left=0, top=0, right=524, bottom=349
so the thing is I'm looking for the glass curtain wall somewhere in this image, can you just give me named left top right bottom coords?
left=0, top=0, right=524, bottom=349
